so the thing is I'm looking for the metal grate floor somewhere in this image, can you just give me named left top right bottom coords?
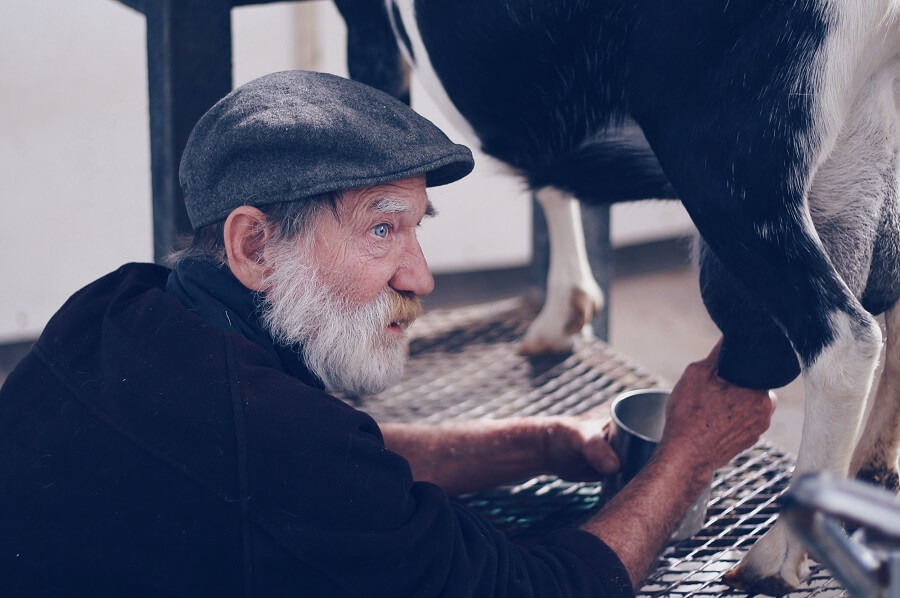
left=361, top=297, right=659, bottom=423
left=638, top=444, right=843, bottom=596
left=360, top=298, right=845, bottom=596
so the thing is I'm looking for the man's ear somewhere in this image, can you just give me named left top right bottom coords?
left=223, top=206, right=272, bottom=292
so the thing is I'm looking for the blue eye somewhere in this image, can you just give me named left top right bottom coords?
left=372, top=223, right=390, bottom=238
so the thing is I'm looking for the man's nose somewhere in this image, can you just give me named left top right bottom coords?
left=390, top=241, right=434, bottom=297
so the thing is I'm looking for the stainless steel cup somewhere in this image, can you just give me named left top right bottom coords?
left=605, top=388, right=710, bottom=541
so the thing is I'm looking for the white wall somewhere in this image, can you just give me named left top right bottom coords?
left=1, top=1, right=151, bottom=344
left=1, top=0, right=691, bottom=344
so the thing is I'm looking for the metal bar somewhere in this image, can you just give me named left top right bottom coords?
left=582, top=204, right=612, bottom=341
left=529, top=195, right=550, bottom=304
left=144, top=0, right=233, bottom=263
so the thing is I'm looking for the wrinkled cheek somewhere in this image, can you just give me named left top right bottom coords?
left=343, top=276, right=386, bottom=307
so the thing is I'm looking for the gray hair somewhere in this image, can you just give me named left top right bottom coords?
left=165, top=191, right=342, bottom=268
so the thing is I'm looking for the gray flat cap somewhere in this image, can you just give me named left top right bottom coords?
left=180, top=70, right=475, bottom=229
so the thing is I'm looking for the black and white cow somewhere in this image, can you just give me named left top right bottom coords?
left=336, top=0, right=900, bottom=594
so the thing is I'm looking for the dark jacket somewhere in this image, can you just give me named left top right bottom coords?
left=0, top=263, right=633, bottom=597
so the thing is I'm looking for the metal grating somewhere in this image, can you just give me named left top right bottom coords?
left=360, top=297, right=659, bottom=423
left=639, top=444, right=844, bottom=596
left=360, top=298, right=845, bottom=596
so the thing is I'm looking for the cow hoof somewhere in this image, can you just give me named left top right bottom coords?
left=722, top=567, right=798, bottom=597
left=722, top=523, right=809, bottom=596
left=519, top=287, right=602, bottom=355
left=856, top=464, right=900, bottom=491
left=518, top=336, right=577, bottom=356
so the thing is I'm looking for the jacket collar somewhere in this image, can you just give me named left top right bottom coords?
left=166, top=258, right=325, bottom=390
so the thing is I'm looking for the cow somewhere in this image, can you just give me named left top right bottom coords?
left=334, top=0, right=900, bottom=594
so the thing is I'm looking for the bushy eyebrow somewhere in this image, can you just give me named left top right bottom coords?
left=371, top=197, right=437, bottom=218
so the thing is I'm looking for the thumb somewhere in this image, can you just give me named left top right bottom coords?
left=702, top=337, right=724, bottom=364
left=581, top=430, right=621, bottom=475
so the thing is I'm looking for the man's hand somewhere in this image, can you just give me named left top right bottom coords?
left=544, top=414, right=621, bottom=481
left=658, top=340, right=777, bottom=484
left=582, top=340, right=776, bottom=589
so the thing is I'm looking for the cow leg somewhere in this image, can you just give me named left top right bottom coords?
left=721, top=112, right=899, bottom=597
left=724, top=81, right=900, bottom=598
left=643, top=112, right=885, bottom=597
left=725, top=302, right=883, bottom=593
left=628, top=5, right=897, bottom=589
left=701, top=211, right=882, bottom=594
left=850, top=307, right=900, bottom=491
left=519, top=187, right=603, bottom=355
left=846, top=78, right=900, bottom=492
left=727, top=308, right=881, bottom=594
left=729, top=99, right=899, bottom=595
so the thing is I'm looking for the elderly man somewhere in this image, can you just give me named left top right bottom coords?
left=0, top=70, right=773, bottom=596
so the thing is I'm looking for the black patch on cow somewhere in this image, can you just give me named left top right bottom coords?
left=527, top=135, right=677, bottom=203
left=413, top=0, right=645, bottom=199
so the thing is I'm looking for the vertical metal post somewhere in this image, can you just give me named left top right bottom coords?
left=530, top=197, right=611, bottom=341
left=530, top=195, right=551, bottom=294
left=144, top=0, right=233, bottom=263
left=582, top=203, right=612, bottom=341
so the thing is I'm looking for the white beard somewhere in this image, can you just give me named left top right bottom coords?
left=258, top=241, right=409, bottom=397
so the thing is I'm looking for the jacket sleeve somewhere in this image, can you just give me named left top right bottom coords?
left=238, top=357, right=634, bottom=597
